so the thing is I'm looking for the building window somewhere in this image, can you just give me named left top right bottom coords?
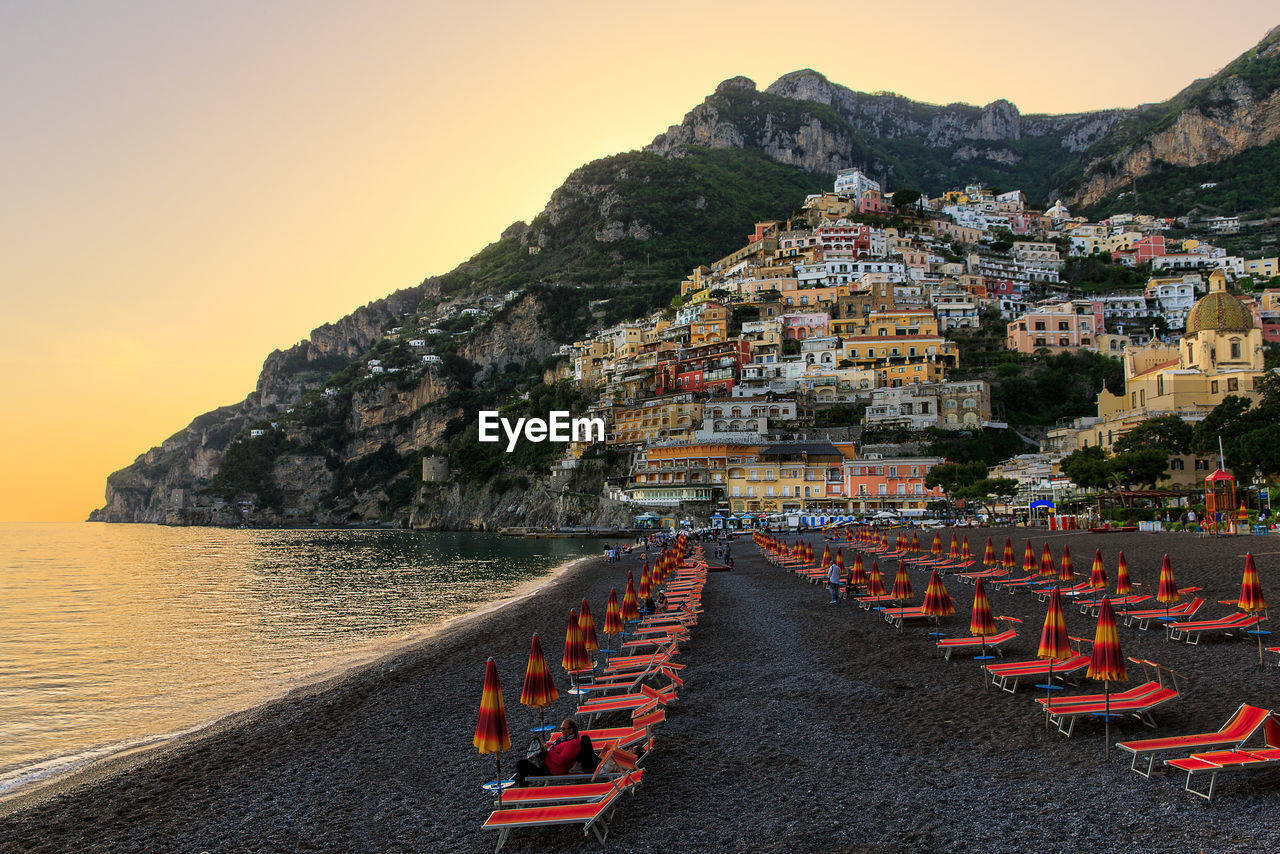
left=1211, top=380, right=1219, bottom=394
left=1228, top=378, right=1238, bottom=392
left=1230, top=339, right=1241, bottom=359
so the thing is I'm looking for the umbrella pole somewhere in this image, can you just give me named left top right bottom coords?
left=495, top=753, right=504, bottom=808
left=1104, top=681, right=1111, bottom=759
left=1045, top=659, right=1053, bottom=728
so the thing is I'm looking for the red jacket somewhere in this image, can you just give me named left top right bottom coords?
left=544, top=733, right=583, bottom=775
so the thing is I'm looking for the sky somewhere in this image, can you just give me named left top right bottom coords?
left=1, top=1, right=1276, bottom=522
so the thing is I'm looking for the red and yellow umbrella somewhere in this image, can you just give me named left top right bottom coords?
left=1156, top=554, right=1180, bottom=607
left=911, top=532, right=921, bottom=553
left=1002, top=538, right=1015, bottom=571
left=1022, top=540, right=1036, bottom=574
left=475, top=657, right=512, bottom=802
left=849, top=552, right=867, bottom=587
left=1239, top=553, right=1268, bottom=664
left=931, top=533, right=943, bottom=556
left=603, top=589, right=623, bottom=636
left=922, top=570, right=955, bottom=619
left=835, top=548, right=846, bottom=572
left=1039, top=543, right=1056, bottom=578
left=971, top=577, right=996, bottom=638
left=519, top=633, right=559, bottom=709
left=866, top=561, right=886, bottom=597
left=961, top=536, right=972, bottom=562
left=983, top=537, right=996, bottom=567
left=638, top=565, right=652, bottom=601
left=949, top=535, right=961, bottom=562
left=621, top=573, right=641, bottom=622
left=1059, top=544, right=1075, bottom=583
left=1086, top=597, right=1128, bottom=757
left=578, top=599, right=599, bottom=655
left=1038, top=587, right=1071, bottom=662
left=892, top=563, right=914, bottom=602
left=1089, top=550, right=1107, bottom=591
left=1239, top=503, right=1249, bottom=523
left=1115, top=553, right=1132, bottom=597
left=562, top=609, right=590, bottom=675
left=820, top=544, right=832, bottom=567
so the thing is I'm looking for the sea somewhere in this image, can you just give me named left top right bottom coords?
left=0, top=522, right=613, bottom=800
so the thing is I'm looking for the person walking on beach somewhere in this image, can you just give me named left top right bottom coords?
left=827, top=559, right=841, bottom=604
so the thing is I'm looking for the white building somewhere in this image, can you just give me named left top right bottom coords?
left=833, top=168, right=881, bottom=200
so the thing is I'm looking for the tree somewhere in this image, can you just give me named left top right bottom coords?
left=1112, top=415, right=1193, bottom=456
left=963, top=477, right=1020, bottom=519
left=1061, top=445, right=1111, bottom=490
left=1109, top=447, right=1170, bottom=488
left=892, top=189, right=922, bottom=208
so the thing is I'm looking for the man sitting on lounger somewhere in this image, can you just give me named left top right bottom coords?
left=513, top=718, right=597, bottom=786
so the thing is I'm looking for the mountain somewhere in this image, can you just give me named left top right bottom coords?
left=93, top=28, right=1280, bottom=527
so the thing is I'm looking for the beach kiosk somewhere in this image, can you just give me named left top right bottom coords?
left=1204, top=469, right=1236, bottom=535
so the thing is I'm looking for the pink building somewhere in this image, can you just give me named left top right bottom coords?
left=841, top=457, right=946, bottom=511
left=1006, top=300, right=1106, bottom=354
left=781, top=312, right=829, bottom=340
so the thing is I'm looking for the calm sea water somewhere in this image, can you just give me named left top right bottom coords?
left=0, top=523, right=611, bottom=798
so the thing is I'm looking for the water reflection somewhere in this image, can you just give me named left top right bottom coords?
left=0, top=523, right=610, bottom=793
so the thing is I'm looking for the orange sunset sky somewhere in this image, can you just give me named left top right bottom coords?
left=1, top=2, right=1276, bottom=522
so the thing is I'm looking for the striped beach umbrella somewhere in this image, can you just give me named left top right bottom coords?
left=622, top=573, right=641, bottom=622
left=1059, top=544, right=1075, bottom=583
left=820, top=543, right=832, bottom=568
left=1037, top=587, right=1071, bottom=717
left=1002, top=538, right=1015, bottom=570
left=1239, top=553, right=1268, bottom=664
left=578, top=599, right=599, bottom=655
left=638, top=565, right=652, bottom=601
left=562, top=608, right=590, bottom=675
left=1086, top=598, right=1128, bottom=758
left=1039, top=543, right=1056, bottom=578
left=1239, top=503, right=1249, bottom=523
left=983, top=537, right=996, bottom=567
left=892, top=563, right=914, bottom=602
left=866, top=561, right=886, bottom=597
left=1115, top=553, right=1133, bottom=597
left=1156, top=554, right=1179, bottom=620
left=849, top=552, right=867, bottom=587
left=931, top=533, right=943, bottom=556
left=1089, top=550, right=1107, bottom=591
left=1022, top=540, right=1036, bottom=574
left=922, top=570, right=955, bottom=620
left=949, top=535, right=961, bottom=562
left=520, top=634, right=559, bottom=709
left=961, top=536, right=972, bottom=562
left=805, top=542, right=814, bottom=564
left=603, top=589, right=623, bottom=636
left=475, top=657, right=511, bottom=805
left=911, top=532, right=920, bottom=553
left=971, top=576, right=996, bottom=635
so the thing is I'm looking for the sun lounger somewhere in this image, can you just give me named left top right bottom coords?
left=936, top=628, right=1017, bottom=660
left=1166, top=612, right=1263, bottom=644
left=483, top=781, right=628, bottom=851
left=1122, top=597, right=1204, bottom=630
left=982, top=652, right=1091, bottom=693
left=1165, top=747, right=1280, bottom=801
left=1116, top=704, right=1276, bottom=777
left=1078, top=594, right=1151, bottom=616
left=1037, top=680, right=1180, bottom=736
left=576, top=683, right=677, bottom=726
left=853, top=594, right=899, bottom=610
left=958, top=568, right=1009, bottom=583
left=883, top=606, right=932, bottom=628
left=497, top=770, right=644, bottom=808
left=580, top=710, right=664, bottom=751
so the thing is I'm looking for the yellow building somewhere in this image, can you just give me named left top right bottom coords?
left=628, top=442, right=744, bottom=507
left=689, top=302, right=730, bottom=346
left=1073, top=270, right=1269, bottom=450
left=610, top=395, right=705, bottom=445
left=725, top=442, right=856, bottom=513
left=831, top=308, right=939, bottom=338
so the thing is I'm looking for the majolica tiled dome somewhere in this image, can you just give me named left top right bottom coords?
left=1186, top=289, right=1253, bottom=334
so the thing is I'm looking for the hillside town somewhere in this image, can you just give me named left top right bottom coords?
left=553, top=170, right=1279, bottom=523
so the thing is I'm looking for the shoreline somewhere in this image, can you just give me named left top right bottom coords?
left=0, top=550, right=599, bottom=817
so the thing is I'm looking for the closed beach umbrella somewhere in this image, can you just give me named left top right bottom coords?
left=983, top=537, right=996, bottom=567
left=603, top=589, right=623, bottom=636
left=622, top=573, right=641, bottom=622
left=562, top=609, right=590, bottom=675
left=1239, top=503, right=1249, bottom=523
left=821, top=544, right=832, bottom=567
left=1156, top=554, right=1179, bottom=620
left=1023, top=540, right=1036, bottom=574
left=961, top=536, right=972, bottom=562
left=970, top=577, right=997, bottom=658
left=1239, top=553, right=1268, bottom=664
left=1086, top=598, right=1128, bottom=758
left=1115, top=553, right=1133, bottom=596
left=949, top=535, right=961, bottom=562
left=1037, top=588, right=1071, bottom=719
left=578, top=600, right=599, bottom=655
left=1089, top=550, right=1107, bottom=591
left=1059, top=545, right=1075, bottom=583
left=849, top=552, right=867, bottom=587
left=866, top=561, right=886, bottom=597
left=519, top=634, right=559, bottom=709
left=1039, top=543, right=1056, bottom=578
left=922, top=570, right=956, bottom=623
left=911, top=532, right=920, bottom=553
left=892, top=563, right=914, bottom=602
left=1002, top=538, right=1015, bottom=570
left=638, top=565, right=651, bottom=601
left=931, top=533, right=943, bottom=556
left=475, top=657, right=512, bottom=805
left=836, top=548, right=846, bottom=572
left=805, top=542, right=814, bottom=564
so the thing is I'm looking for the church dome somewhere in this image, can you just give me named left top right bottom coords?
left=1186, top=272, right=1252, bottom=334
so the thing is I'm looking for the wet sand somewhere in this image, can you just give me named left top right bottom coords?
left=1, top=528, right=1278, bottom=853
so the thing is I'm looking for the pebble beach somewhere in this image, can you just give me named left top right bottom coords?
left=1, top=526, right=1278, bottom=854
